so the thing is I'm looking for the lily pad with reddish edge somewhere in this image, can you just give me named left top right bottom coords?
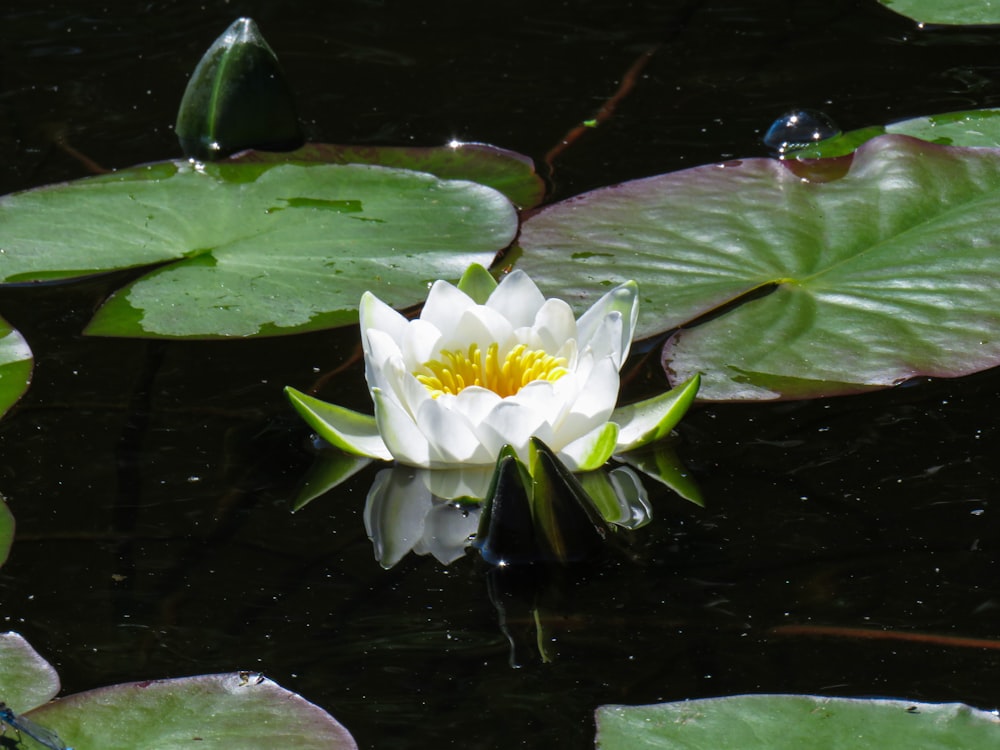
left=28, top=673, right=357, bottom=750
left=229, top=141, right=546, bottom=209
left=516, top=135, right=1000, bottom=400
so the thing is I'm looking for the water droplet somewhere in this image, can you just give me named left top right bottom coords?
left=763, top=109, right=841, bottom=156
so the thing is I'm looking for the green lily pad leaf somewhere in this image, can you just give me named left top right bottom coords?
left=0, top=632, right=62, bottom=712
left=229, top=140, right=546, bottom=209
left=29, top=673, right=357, bottom=750
left=0, top=323, right=32, bottom=419
left=595, top=694, right=1000, bottom=749
left=0, top=494, right=12, bottom=567
left=877, top=0, right=1000, bottom=25
left=794, top=109, right=1000, bottom=159
left=0, top=161, right=516, bottom=338
left=517, top=135, right=1000, bottom=400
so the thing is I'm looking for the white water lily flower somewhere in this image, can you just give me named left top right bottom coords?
left=285, top=265, right=700, bottom=473
left=361, top=269, right=636, bottom=470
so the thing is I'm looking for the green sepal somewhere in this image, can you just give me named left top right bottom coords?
left=284, top=386, right=391, bottom=460
left=456, top=263, right=498, bottom=304
left=570, top=421, right=619, bottom=471
left=613, top=373, right=700, bottom=453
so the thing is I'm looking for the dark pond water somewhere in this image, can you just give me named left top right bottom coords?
left=2, top=1, right=1000, bottom=748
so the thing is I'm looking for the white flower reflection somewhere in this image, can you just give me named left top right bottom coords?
left=363, top=467, right=490, bottom=568
left=363, top=464, right=653, bottom=568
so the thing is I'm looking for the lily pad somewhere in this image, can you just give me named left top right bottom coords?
left=29, top=673, right=357, bottom=750
left=517, top=135, right=1000, bottom=400
left=595, top=694, right=1000, bottom=749
left=878, top=0, right=1000, bottom=25
left=0, top=631, right=62, bottom=712
left=231, top=141, right=546, bottom=209
left=0, top=323, right=33, bottom=418
left=793, top=108, right=1000, bottom=159
left=0, top=161, right=517, bottom=338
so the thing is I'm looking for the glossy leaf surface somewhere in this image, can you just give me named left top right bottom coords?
left=518, top=135, right=1000, bottom=400
left=0, top=162, right=517, bottom=338
left=877, top=0, right=1000, bottom=25
left=30, top=673, right=357, bottom=750
left=595, top=694, right=1000, bottom=749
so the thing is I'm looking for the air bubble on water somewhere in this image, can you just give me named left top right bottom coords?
left=763, top=109, right=841, bottom=157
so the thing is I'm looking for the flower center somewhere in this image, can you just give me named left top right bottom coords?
left=415, top=343, right=568, bottom=399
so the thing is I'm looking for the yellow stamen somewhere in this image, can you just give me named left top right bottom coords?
left=415, top=342, right=568, bottom=398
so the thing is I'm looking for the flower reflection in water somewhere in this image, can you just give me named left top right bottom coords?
left=363, top=466, right=491, bottom=568
left=362, top=459, right=656, bottom=569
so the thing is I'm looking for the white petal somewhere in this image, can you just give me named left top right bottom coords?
left=582, top=312, right=625, bottom=369
left=486, top=269, right=546, bottom=327
left=576, top=281, right=638, bottom=367
left=532, top=298, right=578, bottom=353
left=415, top=397, right=494, bottom=465
left=400, top=318, right=442, bottom=368
left=478, top=398, right=552, bottom=460
left=439, top=306, right=514, bottom=355
left=556, top=421, right=619, bottom=471
left=421, top=280, right=475, bottom=332
left=554, top=337, right=579, bottom=371
left=508, top=379, right=564, bottom=426
left=452, top=386, right=503, bottom=425
left=372, top=387, right=432, bottom=467
left=360, top=291, right=409, bottom=345
left=510, top=325, right=542, bottom=350
left=364, top=328, right=406, bottom=392
left=546, top=358, right=619, bottom=448
left=568, top=356, right=620, bottom=421
left=398, top=364, right=436, bottom=419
